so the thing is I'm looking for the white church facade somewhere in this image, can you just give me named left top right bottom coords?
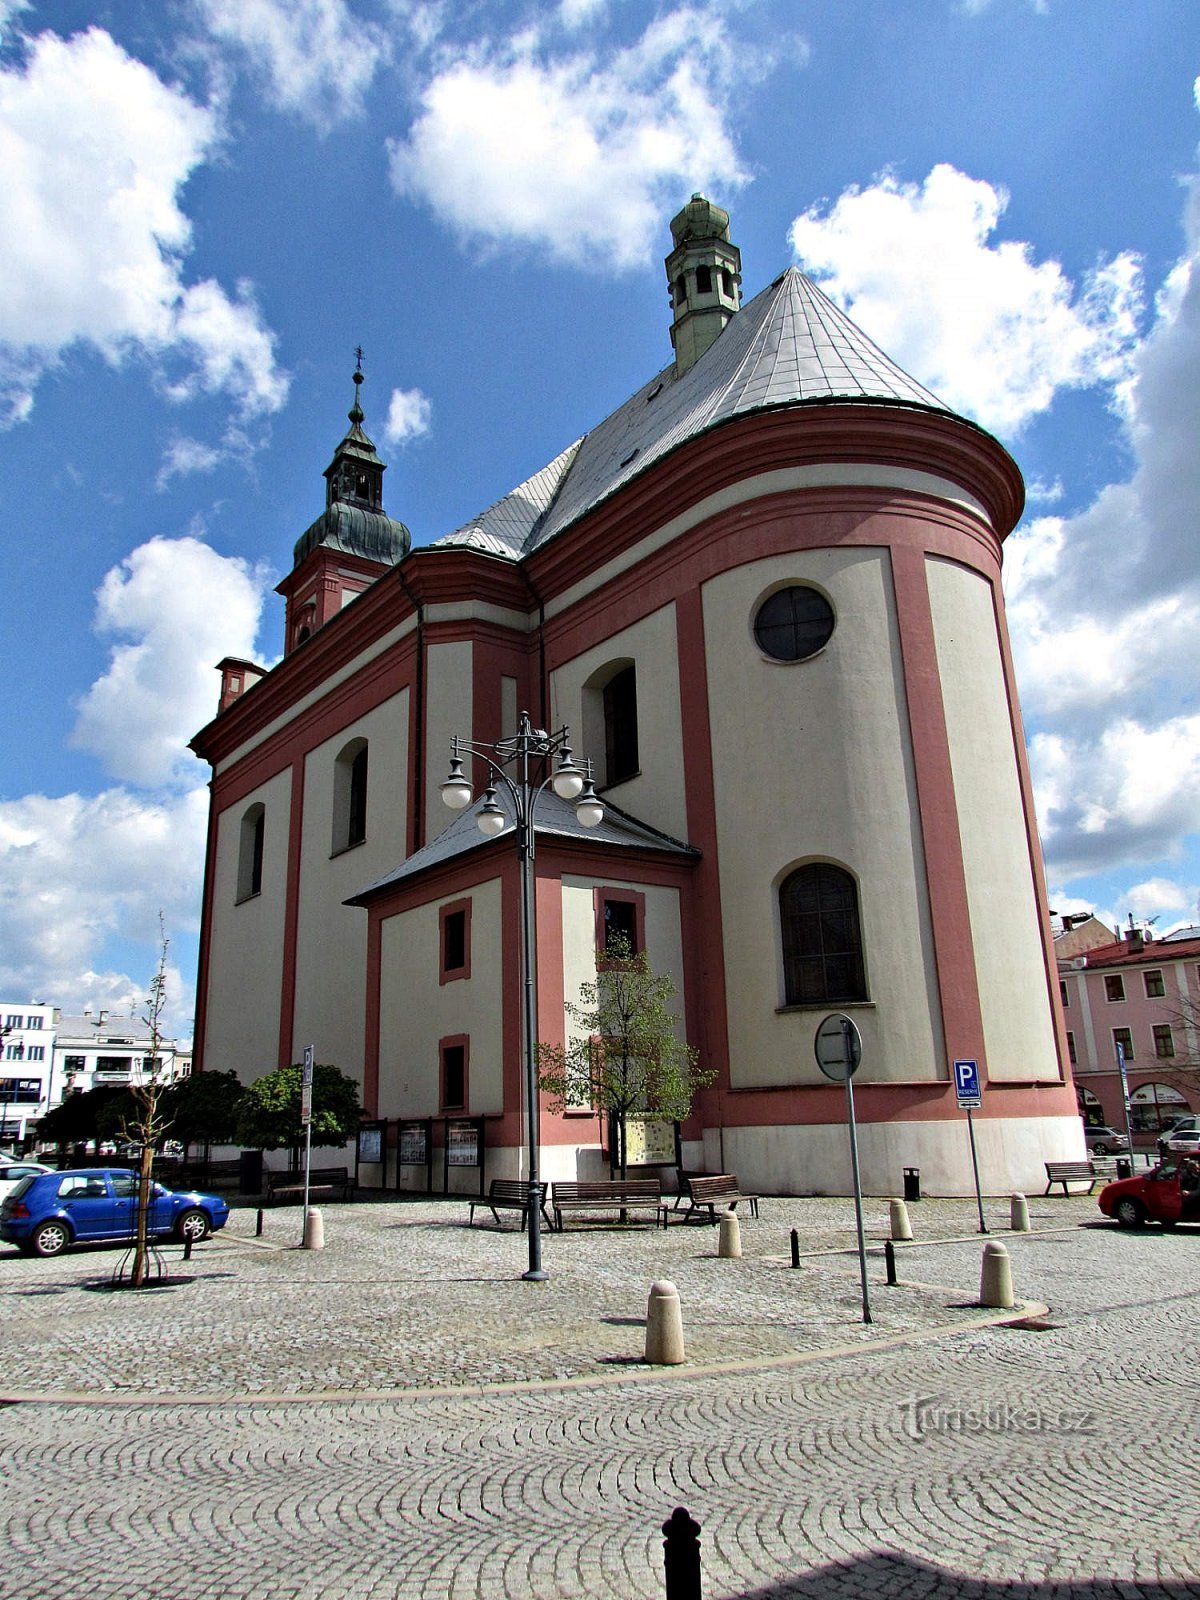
left=191, top=198, right=1082, bottom=1196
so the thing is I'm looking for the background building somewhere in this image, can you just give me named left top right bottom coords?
left=1059, top=920, right=1200, bottom=1142
left=1, top=1003, right=57, bottom=1147
left=191, top=199, right=1081, bottom=1196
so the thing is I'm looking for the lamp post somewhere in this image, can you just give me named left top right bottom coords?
left=442, top=711, right=604, bottom=1280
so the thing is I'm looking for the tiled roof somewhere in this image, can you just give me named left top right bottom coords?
left=1081, top=937, right=1200, bottom=968
left=432, top=268, right=954, bottom=561
left=347, top=788, right=697, bottom=904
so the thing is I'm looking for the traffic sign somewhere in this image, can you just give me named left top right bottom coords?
left=953, top=1058, right=982, bottom=1109
left=301, top=1045, right=314, bottom=1125
left=815, top=1014, right=862, bottom=1082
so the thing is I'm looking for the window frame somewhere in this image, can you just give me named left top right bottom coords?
left=1153, top=1023, right=1175, bottom=1059
left=753, top=584, right=836, bottom=664
left=439, top=899, right=472, bottom=984
left=236, top=802, right=266, bottom=902
left=331, top=737, right=369, bottom=856
left=593, top=886, right=646, bottom=963
left=1111, top=1026, right=1134, bottom=1062
left=778, top=861, right=868, bottom=1009
left=1103, top=974, right=1126, bottom=1003
left=439, top=1035, right=469, bottom=1112
left=1066, top=1030, right=1077, bottom=1065
left=602, top=664, right=639, bottom=787
left=1143, top=969, right=1165, bottom=998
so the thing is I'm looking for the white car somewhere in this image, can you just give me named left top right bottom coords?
left=1165, top=1128, right=1200, bottom=1156
left=0, top=1159, right=53, bottom=1203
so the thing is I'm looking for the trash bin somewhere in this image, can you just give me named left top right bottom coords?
left=239, top=1147, right=264, bottom=1195
left=1115, top=1158, right=1132, bottom=1180
left=903, top=1167, right=921, bottom=1202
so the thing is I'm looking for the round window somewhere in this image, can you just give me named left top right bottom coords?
left=753, top=586, right=835, bottom=661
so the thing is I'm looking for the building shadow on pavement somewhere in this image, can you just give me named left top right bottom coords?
left=716, top=1551, right=1193, bottom=1599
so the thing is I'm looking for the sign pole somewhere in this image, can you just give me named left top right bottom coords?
left=953, top=1060, right=986, bottom=1232
left=1115, top=1041, right=1136, bottom=1169
left=965, top=1108, right=987, bottom=1234
left=814, top=1014, right=871, bottom=1326
left=301, top=1045, right=314, bottom=1237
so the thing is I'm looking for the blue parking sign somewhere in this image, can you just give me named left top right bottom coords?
left=953, top=1058, right=982, bottom=1109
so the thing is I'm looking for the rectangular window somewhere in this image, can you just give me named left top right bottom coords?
left=1153, top=1024, right=1175, bottom=1059
left=439, top=900, right=471, bottom=983
left=1059, top=980, right=1069, bottom=1007
left=1112, top=1027, right=1134, bottom=1061
left=26, top=1015, right=43, bottom=1030
left=1104, top=974, right=1125, bottom=1002
left=594, top=886, right=646, bottom=960
left=1143, top=970, right=1165, bottom=998
left=63, top=1055, right=86, bottom=1072
left=440, top=1038, right=468, bottom=1110
left=4, top=1014, right=22, bottom=1029
left=0, top=1078, right=41, bottom=1103
left=1066, top=1031, right=1077, bottom=1065
left=95, top=1055, right=133, bottom=1076
left=27, top=1045, right=44, bottom=1062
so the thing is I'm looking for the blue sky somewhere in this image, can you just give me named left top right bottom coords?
left=1, top=0, right=1198, bottom=1040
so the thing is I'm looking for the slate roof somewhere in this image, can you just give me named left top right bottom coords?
left=348, top=788, right=698, bottom=905
left=432, top=267, right=954, bottom=562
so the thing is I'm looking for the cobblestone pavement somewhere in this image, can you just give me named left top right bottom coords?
left=1, top=1193, right=1198, bottom=1599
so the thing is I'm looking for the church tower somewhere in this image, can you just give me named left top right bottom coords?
left=665, top=193, right=742, bottom=373
left=277, top=354, right=411, bottom=653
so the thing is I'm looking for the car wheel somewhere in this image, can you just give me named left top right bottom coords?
left=1114, top=1197, right=1146, bottom=1229
left=31, top=1219, right=71, bottom=1257
left=1092, top=1142, right=1111, bottom=1155
left=175, top=1208, right=210, bottom=1243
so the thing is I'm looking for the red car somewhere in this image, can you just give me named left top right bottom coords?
left=1098, top=1158, right=1200, bottom=1229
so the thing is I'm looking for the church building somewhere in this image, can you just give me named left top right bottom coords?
left=190, top=197, right=1082, bottom=1196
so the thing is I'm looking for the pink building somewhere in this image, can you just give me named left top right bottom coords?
left=1059, top=923, right=1200, bottom=1142
left=190, top=199, right=1081, bottom=1195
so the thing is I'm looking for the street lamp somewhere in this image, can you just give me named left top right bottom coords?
left=442, top=711, right=604, bottom=1280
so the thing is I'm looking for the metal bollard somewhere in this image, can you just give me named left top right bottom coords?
left=662, top=1507, right=702, bottom=1600
left=256, top=1207, right=264, bottom=1237
left=790, top=1228, right=800, bottom=1269
left=884, top=1239, right=898, bottom=1285
left=183, top=1234, right=193, bottom=1262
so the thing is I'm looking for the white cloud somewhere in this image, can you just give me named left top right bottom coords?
left=1124, top=877, right=1193, bottom=917
left=0, top=785, right=208, bottom=1032
left=789, top=163, right=1142, bottom=436
left=560, top=0, right=607, bottom=28
left=156, top=436, right=223, bottom=489
left=0, top=26, right=288, bottom=424
left=388, top=8, right=753, bottom=268
left=199, top=0, right=390, bottom=129
left=70, top=537, right=274, bottom=789
left=382, top=386, right=432, bottom=445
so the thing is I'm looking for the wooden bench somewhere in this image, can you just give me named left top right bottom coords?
left=675, top=1172, right=760, bottom=1223
left=551, top=1178, right=665, bottom=1231
left=265, top=1165, right=354, bottom=1204
left=1044, top=1160, right=1100, bottom=1195
left=468, top=1178, right=552, bottom=1232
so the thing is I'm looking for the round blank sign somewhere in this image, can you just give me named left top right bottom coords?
left=814, top=1013, right=863, bottom=1082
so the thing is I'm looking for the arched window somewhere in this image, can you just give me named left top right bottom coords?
left=1129, top=1082, right=1189, bottom=1133
left=237, top=803, right=265, bottom=902
left=779, top=863, right=867, bottom=1006
left=603, top=665, right=638, bottom=786
left=332, top=738, right=368, bottom=853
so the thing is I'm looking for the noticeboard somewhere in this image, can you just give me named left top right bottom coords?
left=447, top=1120, right=480, bottom=1167
left=398, top=1121, right=429, bottom=1166
left=623, top=1117, right=678, bottom=1167
left=357, top=1124, right=384, bottom=1165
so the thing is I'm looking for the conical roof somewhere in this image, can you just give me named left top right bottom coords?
left=434, top=268, right=958, bottom=560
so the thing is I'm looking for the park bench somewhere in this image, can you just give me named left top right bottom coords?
left=551, top=1178, right=665, bottom=1231
left=265, top=1165, right=354, bottom=1204
left=674, top=1172, right=760, bottom=1223
left=468, top=1178, right=553, bottom=1232
left=1044, top=1160, right=1100, bottom=1195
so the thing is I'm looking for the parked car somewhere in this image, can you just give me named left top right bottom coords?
left=1084, top=1125, right=1129, bottom=1155
left=0, top=1159, right=52, bottom=1204
left=1157, top=1116, right=1199, bottom=1157
left=1165, top=1128, right=1200, bottom=1156
left=1098, top=1158, right=1200, bottom=1229
left=0, top=1168, right=230, bottom=1257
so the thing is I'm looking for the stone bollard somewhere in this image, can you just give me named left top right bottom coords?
left=1010, top=1193, right=1030, bottom=1233
left=718, top=1209, right=742, bottom=1259
left=302, top=1207, right=325, bottom=1250
left=979, top=1240, right=1014, bottom=1308
left=889, top=1198, right=913, bottom=1241
left=645, top=1280, right=685, bottom=1365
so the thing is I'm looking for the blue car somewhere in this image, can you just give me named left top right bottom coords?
left=0, top=1167, right=230, bottom=1257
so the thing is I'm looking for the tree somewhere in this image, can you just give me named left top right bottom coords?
left=120, top=923, right=173, bottom=1287
left=157, top=1070, right=245, bottom=1160
left=36, top=1084, right=126, bottom=1153
left=235, top=1062, right=363, bottom=1158
left=537, top=936, right=714, bottom=1178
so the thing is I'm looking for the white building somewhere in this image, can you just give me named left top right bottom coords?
left=1, top=1003, right=58, bottom=1147
left=53, top=1008, right=187, bottom=1104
